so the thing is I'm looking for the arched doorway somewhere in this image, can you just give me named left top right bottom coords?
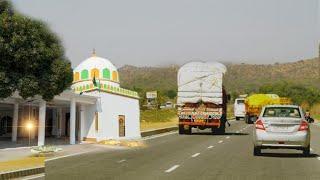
left=118, top=115, right=125, bottom=137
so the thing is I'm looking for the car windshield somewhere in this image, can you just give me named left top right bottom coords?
left=237, top=100, right=245, bottom=104
left=263, top=107, right=301, bottom=118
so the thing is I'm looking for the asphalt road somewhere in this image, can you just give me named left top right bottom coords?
left=45, top=121, right=320, bottom=180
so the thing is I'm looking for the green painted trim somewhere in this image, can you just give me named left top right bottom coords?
left=102, top=68, right=111, bottom=79
left=81, top=70, right=89, bottom=80
left=73, top=83, right=139, bottom=99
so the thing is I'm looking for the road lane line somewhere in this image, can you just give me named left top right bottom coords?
left=165, top=165, right=180, bottom=173
left=226, top=136, right=230, bottom=139
left=118, top=159, right=126, bottom=163
left=191, top=153, right=200, bottom=158
left=218, top=140, right=223, bottom=143
left=317, top=157, right=320, bottom=161
left=46, top=151, right=92, bottom=162
left=208, top=145, right=214, bottom=149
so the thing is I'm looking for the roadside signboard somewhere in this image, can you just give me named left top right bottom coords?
left=146, top=91, right=157, bottom=99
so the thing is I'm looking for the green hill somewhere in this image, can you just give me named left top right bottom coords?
left=119, top=58, right=320, bottom=97
left=224, top=58, right=320, bottom=94
left=119, top=65, right=179, bottom=94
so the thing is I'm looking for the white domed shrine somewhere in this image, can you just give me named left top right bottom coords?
left=0, top=52, right=140, bottom=148
left=72, top=50, right=138, bottom=98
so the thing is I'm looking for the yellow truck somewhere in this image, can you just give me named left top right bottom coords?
left=244, top=94, right=292, bottom=124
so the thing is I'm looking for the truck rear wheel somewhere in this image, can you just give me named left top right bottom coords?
left=212, top=123, right=225, bottom=135
left=218, top=123, right=226, bottom=134
left=246, top=115, right=252, bottom=124
left=185, top=126, right=192, bottom=135
left=178, top=125, right=185, bottom=134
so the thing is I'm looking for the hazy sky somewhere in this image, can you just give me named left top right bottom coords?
left=12, top=0, right=318, bottom=68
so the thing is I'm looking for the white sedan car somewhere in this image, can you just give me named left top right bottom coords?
left=253, top=105, right=310, bottom=156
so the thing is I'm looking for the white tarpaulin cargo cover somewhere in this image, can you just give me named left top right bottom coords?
left=177, top=61, right=226, bottom=104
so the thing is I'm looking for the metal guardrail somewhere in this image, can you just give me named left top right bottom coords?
left=141, top=126, right=178, bottom=137
left=0, top=166, right=44, bottom=180
left=141, top=118, right=235, bottom=137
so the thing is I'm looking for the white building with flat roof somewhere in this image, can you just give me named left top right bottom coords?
left=0, top=51, right=140, bottom=146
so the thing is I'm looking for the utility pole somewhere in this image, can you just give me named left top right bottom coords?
left=318, top=43, right=320, bottom=82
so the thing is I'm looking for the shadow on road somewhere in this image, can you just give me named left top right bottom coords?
left=190, top=132, right=249, bottom=136
left=260, top=153, right=319, bottom=158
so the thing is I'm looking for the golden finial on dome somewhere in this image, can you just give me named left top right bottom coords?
left=92, top=48, right=96, bottom=57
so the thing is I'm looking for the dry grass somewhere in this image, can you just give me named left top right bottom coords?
left=310, top=104, right=320, bottom=121
left=98, top=139, right=146, bottom=148
left=141, top=109, right=177, bottom=123
left=140, top=117, right=177, bottom=131
left=0, top=157, right=45, bottom=172
left=311, top=104, right=320, bottom=114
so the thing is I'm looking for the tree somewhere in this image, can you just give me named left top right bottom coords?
left=166, top=89, right=177, bottom=99
left=0, top=1, right=73, bottom=101
left=259, top=81, right=320, bottom=106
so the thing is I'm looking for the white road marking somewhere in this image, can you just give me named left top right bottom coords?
left=208, top=145, right=214, bottom=149
left=218, top=140, right=223, bottom=143
left=191, top=153, right=200, bottom=158
left=236, top=131, right=240, bottom=133
left=165, top=165, right=180, bottom=173
left=226, top=136, right=230, bottom=139
left=118, top=159, right=126, bottom=163
left=317, top=157, right=320, bottom=161
left=45, top=151, right=91, bottom=162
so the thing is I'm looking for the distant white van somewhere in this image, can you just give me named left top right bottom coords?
left=234, top=98, right=246, bottom=120
left=160, top=101, right=174, bottom=109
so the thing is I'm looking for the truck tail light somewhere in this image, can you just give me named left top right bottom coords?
left=255, top=119, right=265, bottom=130
left=298, top=120, right=308, bottom=131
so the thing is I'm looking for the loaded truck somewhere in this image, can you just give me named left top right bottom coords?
left=177, top=61, right=229, bottom=135
left=245, top=94, right=292, bottom=124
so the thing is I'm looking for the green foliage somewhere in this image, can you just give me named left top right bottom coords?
left=141, top=109, right=177, bottom=122
left=0, top=0, right=12, bottom=14
left=119, top=65, right=178, bottom=103
left=0, top=1, right=73, bottom=101
left=166, top=89, right=177, bottom=99
left=259, top=81, right=320, bottom=106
